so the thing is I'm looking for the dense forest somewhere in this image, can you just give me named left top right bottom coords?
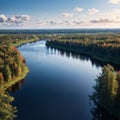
left=0, top=34, right=39, bottom=85
left=46, top=33, right=120, bottom=65
left=0, top=44, right=27, bottom=84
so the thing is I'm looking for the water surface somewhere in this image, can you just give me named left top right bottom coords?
left=12, top=41, right=102, bottom=120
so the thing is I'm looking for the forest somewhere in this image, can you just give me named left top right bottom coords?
left=0, top=34, right=39, bottom=86
left=46, top=33, right=120, bottom=65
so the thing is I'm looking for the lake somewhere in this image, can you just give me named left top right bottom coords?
left=11, top=41, right=102, bottom=120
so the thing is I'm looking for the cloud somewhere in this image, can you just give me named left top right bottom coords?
left=90, top=18, right=119, bottom=24
left=44, top=20, right=84, bottom=26
left=88, top=8, right=100, bottom=15
left=45, top=20, right=71, bottom=25
left=62, top=13, right=73, bottom=18
left=74, top=7, right=84, bottom=12
left=0, top=14, right=31, bottom=26
left=46, top=21, right=57, bottom=25
left=0, top=15, right=8, bottom=22
left=8, top=15, right=31, bottom=25
left=109, top=0, right=120, bottom=4
left=113, top=9, right=120, bottom=13
left=73, top=21, right=84, bottom=25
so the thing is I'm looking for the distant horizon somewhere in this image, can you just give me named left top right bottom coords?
left=1, top=28, right=120, bottom=30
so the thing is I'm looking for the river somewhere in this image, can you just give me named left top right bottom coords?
left=11, top=41, right=102, bottom=120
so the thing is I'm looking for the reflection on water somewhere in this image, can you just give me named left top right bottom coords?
left=47, top=46, right=105, bottom=68
left=7, top=79, right=25, bottom=93
left=89, top=105, right=116, bottom=120
left=47, top=46, right=120, bottom=70
left=1, top=79, right=25, bottom=120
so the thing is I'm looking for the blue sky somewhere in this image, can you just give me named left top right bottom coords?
left=0, top=0, right=120, bottom=28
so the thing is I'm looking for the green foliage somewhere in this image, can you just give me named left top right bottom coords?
left=0, top=91, right=17, bottom=120
left=90, top=64, right=120, bottom=119
left=0, top=34, right=38, bottom=84
left=46, top=33, right=120, bottom=65
left=0, top=45, right=26, bottom=83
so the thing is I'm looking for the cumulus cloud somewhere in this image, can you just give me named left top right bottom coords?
left=0, top=14, right=31, bottom=26
left=109, top=0, right=120, bottom=4
left=0, top=15, right=8, bottom=22
left=74, top=7, right=84, bottom=12
left=8, top=15, right=31, bottom=25
left=88, top=8, right=100, bottom=15
left=62, top=13, right=73, bottom=18
left=90, top=18, right=120, bottom=24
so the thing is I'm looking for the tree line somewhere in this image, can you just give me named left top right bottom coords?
left=46, top=33, right=120, bottom=65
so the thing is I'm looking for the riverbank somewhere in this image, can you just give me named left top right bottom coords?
left=0, top=35, right=39, bottom=91
left=12, top=38, right=39, bottom=47
left=2, top=67, right=29, bottom=91
left=4, top=38, right=39, bottom=90
left=46, top=43, right=120, bottom=66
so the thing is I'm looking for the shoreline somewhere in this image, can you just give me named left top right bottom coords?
left=1, top=38, right=39, bottom=91
left=2, top=67, right=29, bottom=91
left=46, top=44, right=120, bottom=67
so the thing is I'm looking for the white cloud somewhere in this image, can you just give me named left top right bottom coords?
left=0, top=15, right=8, bottom=22
left=62, top=13, right=73, bottom=18
left=113, top=9, right=120, bottom=13
left=109, top=0, right=120, bottom=4
left=88, top=8, right=100, bottom=15
left=90, top=18, right=120, bottom=24
left=74, top=7, right=84, bottom=12
left=9, top=15, right=31, bottom=24
left=0, top=14, right=31, bottom=27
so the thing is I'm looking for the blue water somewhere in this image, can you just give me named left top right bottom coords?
left=12, top=41, right=102, bottom=120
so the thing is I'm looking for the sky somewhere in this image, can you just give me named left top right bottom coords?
left=0, top=0, right=120, bottom=29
